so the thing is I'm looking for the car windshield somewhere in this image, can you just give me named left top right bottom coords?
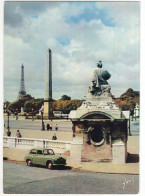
left=43, top=149, right=55, bottom=155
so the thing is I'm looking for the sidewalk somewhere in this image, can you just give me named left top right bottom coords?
left=66, top=136, right=139, bottom=174
left=3, top=136, right=139, bottom=175
left=66, top=160, right=139, bottom=174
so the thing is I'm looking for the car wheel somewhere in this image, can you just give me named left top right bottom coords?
left=61, top=165, right=65, bottom=170
left=26, top=159, right=32, bottom=166
left=47, top=161, right=53, bottom=169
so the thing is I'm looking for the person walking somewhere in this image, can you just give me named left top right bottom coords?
left=55, top=124, right=58, bottom=131
left=16, top=130, right=22, bottom=144
left=16, top=130, right=22, bottom=138
left=47, top=123, right=50, bottom=131
left=52, top=133, right=57, bottom=140
left=7, top=130, right=11, bottom=137
left=49, top=123, right=52, bottom=131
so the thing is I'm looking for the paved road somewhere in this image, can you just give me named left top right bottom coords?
left=3, top=161, right=139, bottom=194
left=4, top=116, right=139, bottom=135
left=4, top=117, right=72, bottom=132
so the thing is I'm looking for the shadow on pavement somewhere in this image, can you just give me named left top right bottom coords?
left=127, top=153, right=139, bottom=163
left=3, top=157, right=8, bottom=160
left=29, top=164, right=72, bottom=170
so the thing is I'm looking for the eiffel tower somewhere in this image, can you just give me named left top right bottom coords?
left=18, top=64, right=26, bottom=100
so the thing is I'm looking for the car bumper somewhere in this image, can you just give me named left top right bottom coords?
left=53, top=163, right=66, bottom=166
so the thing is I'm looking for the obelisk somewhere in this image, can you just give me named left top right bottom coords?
left=43, top=49, right=53, bottom=119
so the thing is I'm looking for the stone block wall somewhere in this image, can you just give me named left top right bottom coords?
left=81, top=134, right=112, bottom=162
left=72, top=119, right=128, bottom=163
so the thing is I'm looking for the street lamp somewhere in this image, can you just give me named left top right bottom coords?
left=15, top=109, right=18, bottom=120
left=41, top=110, right=45, bottom=130
left=32, top=108, right=34, bottom=121
left=7, top=110, right=10, bottom=130
left=128, top=111, right=132, bottom=136
left=66, top=109, right=69, bottom=120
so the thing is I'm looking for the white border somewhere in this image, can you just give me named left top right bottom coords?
left=1, top=1, right=144, bottom=196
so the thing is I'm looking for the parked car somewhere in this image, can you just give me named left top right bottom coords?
left=24, top=148, right=66, bottom=169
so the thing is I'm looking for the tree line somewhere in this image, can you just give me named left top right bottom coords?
left=6, top=94, right=83, bottom=115
left=5, top=89, right=139, bottom=115
left=113, top=88, right=139, bottom=113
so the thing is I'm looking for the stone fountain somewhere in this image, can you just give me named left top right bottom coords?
left=69, top=61, right=128, bottom=163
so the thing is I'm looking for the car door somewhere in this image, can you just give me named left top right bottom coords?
left=29, top=149, right=37, bottom=164
left=32, top=150, right=43, bottom=165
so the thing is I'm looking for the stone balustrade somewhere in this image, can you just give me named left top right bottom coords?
left=3, top=136, right=71, bottom=153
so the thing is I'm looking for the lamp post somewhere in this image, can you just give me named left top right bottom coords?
left=7, top=110, right=10, bottom=130
left=32, top=108, right=34, bottom=121
left=41, top=110, right=45, bottom=130
left=128, top=111, right=132, bottom=136
left=15, top=109, right=18, bottom=120
left=66, top=109, right=69, bottom=120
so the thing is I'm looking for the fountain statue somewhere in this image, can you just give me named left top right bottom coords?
left=87, top=61, right=112, bottom=99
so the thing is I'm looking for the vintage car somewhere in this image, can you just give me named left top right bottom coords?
left=24, top=148, right=66, bottom=169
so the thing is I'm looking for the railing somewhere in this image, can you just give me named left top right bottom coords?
left=3, top=136, right=71, bottom=153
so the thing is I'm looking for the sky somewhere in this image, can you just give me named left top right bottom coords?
left=3, top=1, right=140, bottom=102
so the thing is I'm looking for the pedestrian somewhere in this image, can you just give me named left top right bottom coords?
left=16, top=130, right=22, bottom=138
left=47, top=123, right=50, bottom=131
left=49, top=122, right=52, bottom=131
left=52, top=133, right=57, bottom=140
left=7, top=130, right=11, bottom=137
left=55, top=124, right=58, bottom=131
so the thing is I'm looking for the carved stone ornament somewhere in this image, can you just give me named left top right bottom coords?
left=85, top=126, right=110, bottom=146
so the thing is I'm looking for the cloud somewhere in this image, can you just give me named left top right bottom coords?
left=4, top=2, right=23, bottom=27
left=4, top=1, right=140, bottom=101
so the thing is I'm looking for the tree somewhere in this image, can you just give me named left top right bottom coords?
left=52, top=99, right=83, bottom=112
left=60, top=95, right=71, bottom=100
left=24, top=100, right=43, bottom=113
left=114, top=88, right=140, bottom=111
left=7, top=95, right=43, bottom=114
left=8, top=99, right=26, bottom=113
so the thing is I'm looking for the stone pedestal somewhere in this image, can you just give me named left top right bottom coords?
left=112, top=139, right=127, bottom=163
left=43, top=101, right=53, bottom=119
left=70, top=135, right=83, bottom=162
left=43, top=101, right=49, bottom=116
left=71, top=105, right=128, bottom=163
left=70, top=141, right=83, bottom=162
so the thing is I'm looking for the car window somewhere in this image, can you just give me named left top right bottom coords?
left=30, top=149, right=37, bottom=154
left=43, top=150, right=48, bottom=155
left=43, top=149, right=55, bottom=155
left=48, top=149, right=54, bottom=155
left=37, top=150, right=43, bottom=154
